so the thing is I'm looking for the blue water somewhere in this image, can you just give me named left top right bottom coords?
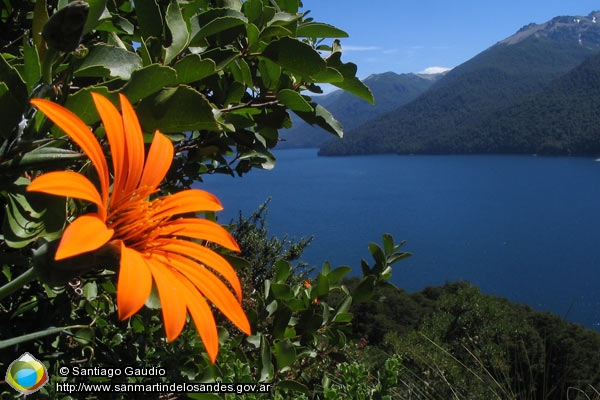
left=198, top=149, right=600, bottom=330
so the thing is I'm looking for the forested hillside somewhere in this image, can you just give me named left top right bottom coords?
left=319, top=12, right=600, bottom=156
left=428, top=51, right=600, bottom=155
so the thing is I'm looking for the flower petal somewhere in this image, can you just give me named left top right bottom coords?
left=155, top=239, right=242, bottom=302
left=91, top=93, right=127, bottom=205
left=154, top=190, right=223, bottom=219
left=117, top=243, right=153, bottom=320
left=145, top=258, right=188, bottom=341
left=27, top=171, right=106, bottom=219
left=119, top=93, right=145, bottom=194
left=140, top=131, right=174, bottom=189
left=159, top=218, right=240, bottom=251
left=158, top=252, right=251, bottom=336
left=30, top=98, right=109, bottom=205
left=55, top=214, right=114, bottom=260
left=178, top=277, right=220, bottom=363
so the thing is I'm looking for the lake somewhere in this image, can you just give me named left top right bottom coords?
left=199, top=149, right=600, bottom=330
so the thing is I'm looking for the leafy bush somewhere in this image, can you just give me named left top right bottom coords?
left=353, top=282, right=600, bottom=399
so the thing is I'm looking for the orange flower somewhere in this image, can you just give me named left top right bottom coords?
left=27, top=93, right=250, bottom=362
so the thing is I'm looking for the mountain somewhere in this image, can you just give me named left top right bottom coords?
left=278, top=71, right=442, bottom=149
left=319, top=11, right=600, bottom=156
left=428, top=51, right=600, bottom=155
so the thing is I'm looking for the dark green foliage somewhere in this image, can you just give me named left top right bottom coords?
left=319, top=16, right=600, bottom=157
left=349, top=281, right=600, bottom=399
left=448, top=51, right=600, bottom=155
left=0, top=0, right=370, bottom=186
left=229, top=199, right=314, bottom=289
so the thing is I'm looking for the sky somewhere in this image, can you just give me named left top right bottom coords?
left=300, top=1, right=600, bottom=78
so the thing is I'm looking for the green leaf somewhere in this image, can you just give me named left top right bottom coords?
left=82, top=0, right=108, bottom=34
left=276, top=380, right=309, bottom=394
left=369, top=242, right=386, bottom=274
left=0, top=147, right=84, bottom=175
left=360, top=259, right=371, bottom=276
left=334, top=296, right=352, bottom=318
left=65, top=86, right=113, bottom=125
left=0, top=54, right=27, bottom=138
left=242, top=0, right=264, bottom=26
left=313, top=67, right=344, bottom=83
left=137, top=38, right=154, bottom=66
left=23, top=42, right=41, bottom=94
left=246, top=334, right=261, bottom=348
left=297, top=22, right=348, bottom=38
left=144, top=284, right=161, bottom=309
left=314, top=272, right=329, bottom=297
left=272, top=0, right=299, bottom=13
left=267, top=11, right=299, bottom=26
left=112, top=15, right=135, bottom=35
left=238, top=149, right=277, bottom=170
left=320, top=301, right=330, bottom=325
left=270, top=283, right=292, bottom=300
left=200, top=47, right=240, bottom=71
left=164, top=0, right=190, bottom=64
left=32, top=0, right=49, bottom=58
left=135, top=0, right=163, bottom=39
left=73, top=327, right=95, bottom=344
left=327, top=266, right=352, bottom=284
left=382, top=233, right=395, bottom=255
left=265, top=299, right=278, bottom=318
left=220, top=0, right=243, bottom=11
left=277, top=89, right=313, bottom=112
left=197, top=16, right=248, bottom=43
left=222, top=253, right=251, bottom=270
left=137, top=85, right=219, bottom=133
left=294, top=104, right=343, bottom=137
left=353, top=275, right=376, bottom=303
left=2, top=177, right=66, bottom=248
left=387, top=251, right=412, bottom=265
left=274, top=339, right=296, bottom=370
left=262, top=37, right=326, bottom=78
left=326, top=52, right=374, bottom=104
left=332, top=76, right=375, bottom=105
left=259, top=334, right=274, bottom=382
left=380, top=265, right=393, bottom=281
left=82, top=281, right=98, bottom=299
left=246, top=23, right=260, bottom=48
left=0, top=325, right=88, bottom=349
left=258, top=58, right=281, bottom=91
left=332, top=312, right=353, bottom=323
left=190, top=9, right=248, bottom=46
left=174, top=55, right=217, bottom=84
left=74, top=44, right=142, bottom=80
left=187, top=395, right=223, bottom=400
left=272, top=307, right=292, bottom=339
left=121, top=64, right=178, bottom=103
left=229, top=57, right=253, bottom=87
left=273, top=260, right=291, bottom=282
left=321, top=261, right=331, bottom=275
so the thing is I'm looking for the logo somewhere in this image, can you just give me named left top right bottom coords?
left=5, top=352, right=49, bottom=395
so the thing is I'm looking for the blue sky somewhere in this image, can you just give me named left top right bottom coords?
left=300, top=1, right=600, bottom=78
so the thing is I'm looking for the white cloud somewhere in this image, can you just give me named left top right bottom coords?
left=419, top=66, right=452, bottom=74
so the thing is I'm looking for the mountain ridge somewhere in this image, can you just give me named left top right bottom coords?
left=318, top=11, right=600, bottom=156
left=278, top=71, right=444, bottom=149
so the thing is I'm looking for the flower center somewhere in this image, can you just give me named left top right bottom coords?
left=107, top=186, right=167, bottom=251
